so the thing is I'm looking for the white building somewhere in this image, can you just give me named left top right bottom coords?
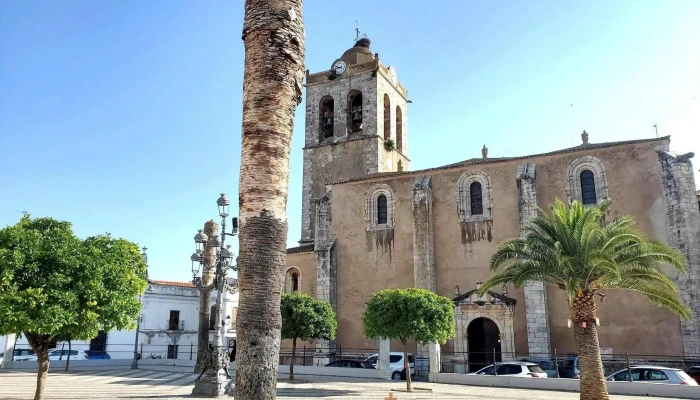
left=1, top=279, right=238, bottom=361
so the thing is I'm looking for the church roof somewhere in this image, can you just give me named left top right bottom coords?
left=328, top=136, right=670, bottom=185
left=149, top=279, right=196, bottom=288
left=286, top=244, right=315, bottom=254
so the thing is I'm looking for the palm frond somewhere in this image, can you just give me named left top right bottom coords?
left=605, top=280, right=692, bottom=320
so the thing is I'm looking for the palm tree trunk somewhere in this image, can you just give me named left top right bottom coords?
left=290, top=337, right=297, bottom=381
left=571, top=295, right=609, bottom=400
left=235, top=1, right=305, bottom=399
left=196, top=220, right=219, bottom=373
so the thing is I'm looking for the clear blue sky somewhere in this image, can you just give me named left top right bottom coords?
left=1, top=0, right=698, bottom=282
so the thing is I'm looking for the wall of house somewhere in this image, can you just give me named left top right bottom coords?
left=326, top=137, right=686, bottom=356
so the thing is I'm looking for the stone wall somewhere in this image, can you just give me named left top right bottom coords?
left=325, top=137, right=688, bottom=355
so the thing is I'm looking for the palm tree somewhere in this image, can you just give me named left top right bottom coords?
left=480, top=199, right=690, bottom=400
left=236, top=1, right=305, bottom=399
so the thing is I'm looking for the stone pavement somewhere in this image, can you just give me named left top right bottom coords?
left=0, top=368, right=683, bottom=399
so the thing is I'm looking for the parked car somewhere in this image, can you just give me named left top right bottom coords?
left=522, top=358, right=559, bottom=378
left=25, top=349, right=90, bottom=361
left=364, top=352, right=415, bottom=380
left=558, top=356, right=580, bottom=379
left=471, top=361, right=548, bottom=378
left=0, top=348, right=36, bottom=362
left=606, top=365, right=698, bottom=386
left=687, top=366, right=700, bottom=383
left=325, top=359, right=375, bottom=369
left=85, top=351, right=111, bottom=360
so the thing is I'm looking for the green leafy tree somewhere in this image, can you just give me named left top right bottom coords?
left=281, top=292, right=337, bottom=380
left=0, top=215, right=147, bottom=400
left=480, top=199, right=690, bottom=400
left=362, top=288, right=455, bottom=392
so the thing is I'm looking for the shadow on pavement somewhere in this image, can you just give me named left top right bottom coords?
left=277, top=388, right=359, bottom=397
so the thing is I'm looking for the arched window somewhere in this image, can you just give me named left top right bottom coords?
left=470, top=182, right=483, bottom=215
left=377, top=195, right=388, bottom=224
left=457, top=171, right=492, bottom=222
left=383, top=94, right=391, bottom=141
left=291, top=273, right=299, bottom=292
left=320, top=96, right=334, bottom=139
left=284, top=267, right=301, bottom=293
left=348, top=91, right=363, bottom=132
left=366, top=184, right=395, bottom=230
left=396, top=106, right=403, bottom=152
left=580, top=170, right=597, bottom=205
left=566, top=156, right=609, bottom=205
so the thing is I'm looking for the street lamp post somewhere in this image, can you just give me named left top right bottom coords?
left=131, top=247, right=150, bottom=370
left=130, top=314, right=144, bottom=369
left=191, top=193, right=238, bottom=397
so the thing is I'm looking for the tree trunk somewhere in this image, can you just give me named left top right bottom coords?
left=235, top=1, right=304, bottom=400
left=290, top=337, right=297, bottom=381
left=403, top=339, right=412, bottom=392
left=571, top=295, right=609, bottom=400
left=65, top=341, right=71, bottom=371
left=26, top=333, right=51, bottom=400
left=195, top=220, right=219, bottom=373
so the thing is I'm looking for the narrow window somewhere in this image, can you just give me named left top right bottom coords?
left=168, top=310, right=180, bottom=331
left=396, top=106, right=403, bottom=152
left=470, top=182, right=483, bottom=215
left=383, top=94, right=391, bottom=141
left=580, top=170, right=597, bottom=204
left=209, top=306, right=216, bottom=330
left=377, top=194, right=388, bottom=224
left=291, top=273, right=299, bottom=292
left=320, top=96, right=334, bottom=139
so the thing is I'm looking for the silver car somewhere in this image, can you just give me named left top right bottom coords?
left=606, top=365, right=698, bottom=386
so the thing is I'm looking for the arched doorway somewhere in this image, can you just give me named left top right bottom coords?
left=467, top=317, right=502, bottom=372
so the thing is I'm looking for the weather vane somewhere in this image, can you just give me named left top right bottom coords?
left=355, top=20, right=367, bottom=41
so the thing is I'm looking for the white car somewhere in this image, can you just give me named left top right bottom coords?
left=606, top=365, right=698, bottom=386
left=471, top=361, right=548, bottom=378
left=0, top=349, right=36, bottom=362
left=25, top=349, right=89, bottom=361
left=364, top=352, right=415, bottom=380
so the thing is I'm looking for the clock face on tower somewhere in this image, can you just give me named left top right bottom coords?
left=331, top=59, right=347, bottom=76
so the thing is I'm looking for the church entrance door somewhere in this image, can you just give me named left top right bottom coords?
left=467, top=317, right=501, bottom=372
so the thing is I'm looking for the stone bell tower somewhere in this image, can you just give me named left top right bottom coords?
left=299, top=37, right=410, bottom=244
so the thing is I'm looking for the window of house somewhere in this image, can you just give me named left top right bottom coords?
left=168, top=310, right=180, bottom=331
left=377, top=195, right=388, bottom=224
left=469, top=181, right=483, bottom=215
left=396, top=106, right=403, bottom=152
left=580, top=170, right=597, bottom=204
left=320, top=96, right=334, bottom=139
left=209, top=306, right=216, bottom=330
left=167, top=344, right=178, bottom=359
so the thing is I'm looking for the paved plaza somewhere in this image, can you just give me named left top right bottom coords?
left=0, top=368, right=685, bottom=399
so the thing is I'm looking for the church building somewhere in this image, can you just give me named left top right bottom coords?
left=283, top=37, right=700, bottom=368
